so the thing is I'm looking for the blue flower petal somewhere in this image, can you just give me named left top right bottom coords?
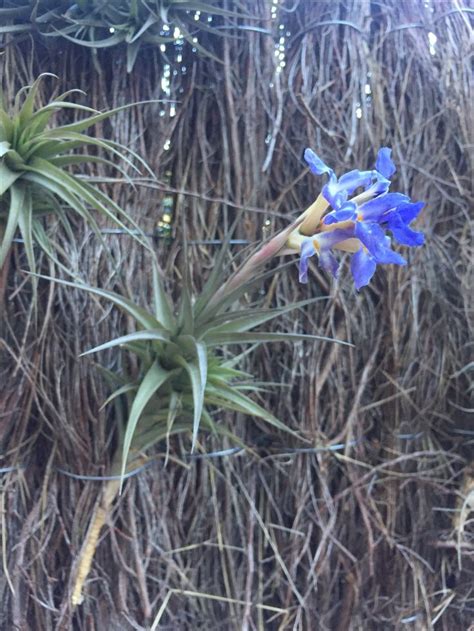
left=322, top=173, right=344, bottom=209
left=323, top=202, right=357, bottom=225
left=397, top=201, right=425, bottom=225
left=387, top=215, right=425, bottom=246
left=323, top=214, right=340, bottom=225
left=375, top=147, right=396, bottom=178
left=338, top=169, right=374, bottom=194
left=298, top=239, right=316, bottom=283
left=319, top=250, right=340, bottom=278
left=371, top=172, right=392, bottom=195
left=351, top=248, right=377, bottom=290
left=317, top=227, right=355, bottom=249
left=355, top=222, right=406, bottom=265
left=323, top=170, right=374, bottom=210
left=359, top=192, right=410, bottom=222
left=304, top=148, right=333, bottom=176
left=374, top=247, right=407, bottom=266
left=355, top=221, right=387, bottom=255
left=358, top=171, right=391, bottom=201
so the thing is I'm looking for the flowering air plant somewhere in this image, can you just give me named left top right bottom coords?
left=45, top=144, right=425, bottom=606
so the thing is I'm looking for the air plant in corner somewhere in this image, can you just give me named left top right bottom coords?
left=34, top=0, right=254, bottom=72
left=0, top=73, right=152, bottom=309
left=48, top=145, right=425, bottom=606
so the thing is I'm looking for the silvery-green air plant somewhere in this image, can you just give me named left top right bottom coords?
left=0, top=73, right=151, bottom=294
left=0, top=0, right=254, bottom=72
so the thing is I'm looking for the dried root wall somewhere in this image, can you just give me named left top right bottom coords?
left=0, top=1, right=472, bottom=629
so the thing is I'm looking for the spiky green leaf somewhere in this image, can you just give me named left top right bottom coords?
left=0, top=183, right=25, bottom=269
left=206, top=332, right=353, bottom=348
left=81, top=329, right=171, bottom=357
left=174, top=340, right=208, bottom=452
left=121, top=361, right=175, bottom=484
left=32, top=274, right=165, bottom=330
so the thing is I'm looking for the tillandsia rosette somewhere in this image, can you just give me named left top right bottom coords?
left=285, top=147, right=425, bottom=290
left=0, top=74, right=154, bottom=290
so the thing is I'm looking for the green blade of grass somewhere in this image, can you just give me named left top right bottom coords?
left=202, top=297, right=328, bottom=338
left=100, top=383, right=138, bottom=411
left=16, top=186, right=38, bottom=304
left=42, top=100, right=159, bottom=135
left=151, top=258, right=174, bottom=330
left=25, top=159, right=149, bottom=248
left=0, top=163, right=21, bottom=196
left=18, top=74, right=57, bottom=127
left=204, top=382, right=301, bottom=438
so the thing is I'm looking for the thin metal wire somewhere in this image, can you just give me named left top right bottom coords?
left=0, top=431, right=430, bottom=480
left=401, top=614, right=422, bottom=624
left=55, top=459, right=158, bottom=481
left=281, top=440, right=360, bottom=453
left=0, top=465, right=26, bottom=474
left=12, top=233, right=250, bottom=245
left=186, top=447, right=244, bottom=459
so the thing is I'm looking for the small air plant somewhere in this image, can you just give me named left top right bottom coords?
left=0, top=73, right=152, bottom=304
left=43, top=145, right=425, bottom=606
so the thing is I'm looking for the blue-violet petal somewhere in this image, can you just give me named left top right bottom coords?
left=351, top=248, right=377, bottom=290
left=375, top=147, right=396, bottom=178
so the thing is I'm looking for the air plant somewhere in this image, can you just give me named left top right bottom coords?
left=32, top=0, right=253, bottom=71
left=0, top=73, right=152, bottom=301
left=50, top=235, right=342, bottom=604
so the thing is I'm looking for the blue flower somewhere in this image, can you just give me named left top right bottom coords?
left=354, top=223, right=406, bottom=265
left=324, top=192, right=409, bottom=224
left=304, top=147, right=394, bottom=210
left=375, top=147, right=396, bottom=178
left=350, top=248, right=378, bottom=291
left=298, top=146, right=425, bottom=290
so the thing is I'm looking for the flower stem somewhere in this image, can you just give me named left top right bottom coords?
left=207, top=214, right=306, bottom=311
